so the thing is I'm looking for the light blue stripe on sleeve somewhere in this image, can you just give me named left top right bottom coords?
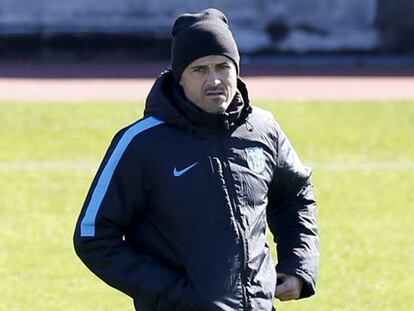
left=80, top=117, right=164, bottom=237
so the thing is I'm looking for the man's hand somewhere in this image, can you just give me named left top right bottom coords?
left=275, top=273, right=303, bottom=301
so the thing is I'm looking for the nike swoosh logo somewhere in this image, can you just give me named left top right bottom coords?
left=173, top=162, right=199, bottom=177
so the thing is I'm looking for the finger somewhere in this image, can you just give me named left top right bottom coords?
left=276, top=286, right=300, bottom=301
left=276, top=272, right=288, bottom=282
left=275, top=278, right=301, bottom=300
left=275, top=274, right=292, bottom=296
left=278, top=291, right=298, bottom=301
left=276, top=273, right=288, bottom=289
left=275, top=282, right=289, bottom=297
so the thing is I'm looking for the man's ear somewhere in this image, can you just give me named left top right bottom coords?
left=178, top=78, right=183, bottom=86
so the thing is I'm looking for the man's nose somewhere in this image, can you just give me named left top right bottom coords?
left=206, top=70, right=221, bottom=86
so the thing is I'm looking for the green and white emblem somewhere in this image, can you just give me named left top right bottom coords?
left=245, top=147, right=265, bottom=173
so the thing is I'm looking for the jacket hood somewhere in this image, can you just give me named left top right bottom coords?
left=144, top=70, right=252, bottom=136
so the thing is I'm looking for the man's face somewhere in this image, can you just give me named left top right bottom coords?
left=179, top=55, right=238, bottom=114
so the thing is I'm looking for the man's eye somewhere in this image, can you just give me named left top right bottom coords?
left=193, top=67, right=205, bottom=73
left=219, top=64, right=231, bottom=70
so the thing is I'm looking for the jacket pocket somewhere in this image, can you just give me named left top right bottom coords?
left=156, top=277, right=205, bottom=311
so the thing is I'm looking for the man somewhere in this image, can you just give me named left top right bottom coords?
left=74, top=8, right=319, bottom=311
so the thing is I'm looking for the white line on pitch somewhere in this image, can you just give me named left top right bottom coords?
left=308, top=161, right=414, bottom=170
left=1, top=161, right=414, bottom=171
left=0, top=162, right=98, bottom=171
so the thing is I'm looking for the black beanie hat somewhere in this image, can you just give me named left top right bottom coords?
left=171, top=8, right=240, bottom=81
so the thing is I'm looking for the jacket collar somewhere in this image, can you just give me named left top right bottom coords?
left=144, top=70, right=252, bottom=137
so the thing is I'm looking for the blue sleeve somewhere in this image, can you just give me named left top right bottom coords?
left=73, top=127, right=185, bottom=309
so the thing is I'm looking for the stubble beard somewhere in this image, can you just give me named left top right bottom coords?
left=203, top=96, right=229, bottom=114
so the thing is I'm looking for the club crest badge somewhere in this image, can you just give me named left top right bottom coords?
left=245, top=147, right=265, bottom=173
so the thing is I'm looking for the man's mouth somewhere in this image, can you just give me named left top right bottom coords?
left=205, top=89, right=225, bottom=97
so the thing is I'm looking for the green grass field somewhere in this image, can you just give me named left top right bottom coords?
left=1, top=100, right=413, bottom=310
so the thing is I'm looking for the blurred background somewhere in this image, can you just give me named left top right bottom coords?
left=0, top=0, right=413, bottom=60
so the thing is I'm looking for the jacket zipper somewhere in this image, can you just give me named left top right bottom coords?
left=220, top=152, right=249, bottom=310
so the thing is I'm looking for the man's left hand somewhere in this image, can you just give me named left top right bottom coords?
left=275, top=273, right=303, bottom=301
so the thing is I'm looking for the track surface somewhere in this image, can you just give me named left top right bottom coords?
left=1, top=62, right=413, bottom=101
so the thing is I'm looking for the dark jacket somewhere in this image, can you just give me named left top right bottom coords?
left=73, top=70, right=319, bottom=311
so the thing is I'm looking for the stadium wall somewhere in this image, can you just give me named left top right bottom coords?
left=0, top=0, right=412, bottom=57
